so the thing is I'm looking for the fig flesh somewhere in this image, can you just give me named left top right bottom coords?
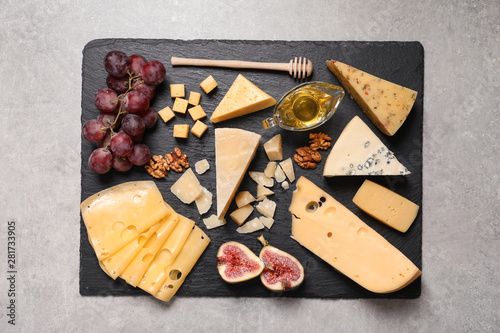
left=258, top=235, right=304, bottom=291
left=217, top=241, right=264, bottom=283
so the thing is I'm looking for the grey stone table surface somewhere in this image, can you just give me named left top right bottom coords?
left=0, top=1, right=498, bottom=332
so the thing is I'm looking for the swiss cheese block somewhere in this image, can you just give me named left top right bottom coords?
left=155, top=225, right=210, bottom=302
left=80, top=181, right=170, bottom=261
left=323, top=116, right=410, bottom=177
left=215, top=128, right=261, bottom=218
left=353, top=180, right=419, bottom=233
left=210, top=74, right=276, bottom=123
left=326, top=60, right=417, bottom=136
left=290, top=177, right=421, bottom=293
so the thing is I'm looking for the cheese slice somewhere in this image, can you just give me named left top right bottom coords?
left=210, top=74, right=276, bottom=123
left=323, top=116, right=410, bottom=177
left=81, top=181, right=171, bottom=261
left=290, top=177, right=421, bottom=293
left=326, top=60, right=417, bottom=136
left=155, top=226, right=210, bottom=302
left=353, top=180, right=419, bottom=233
left=215, top=128, right=261, bottom=218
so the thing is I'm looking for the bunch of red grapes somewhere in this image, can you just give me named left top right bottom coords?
left=82, top=50, right=166, bottom=174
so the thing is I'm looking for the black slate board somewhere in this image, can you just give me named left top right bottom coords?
left=80, top=39, right=423, bottom=299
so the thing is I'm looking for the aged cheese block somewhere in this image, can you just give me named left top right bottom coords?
left=323, top=116, right=410, bottom=177
left=210, top=74, right=276, bottom=123
left=215, top=128, right=261, bottom=218
left=290, top=176, right=421, bottom=293
left=327, top=60, right=417, bottom=136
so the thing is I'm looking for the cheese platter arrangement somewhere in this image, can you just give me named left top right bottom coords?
left=80, top=39, right=423, bottom=301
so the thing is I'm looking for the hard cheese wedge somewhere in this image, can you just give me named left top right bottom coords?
left=215, top=128, right=261, bottom=218
left=210, top=74, right=276, bottom=123
left=290, top=177, right=421, bottom=293
left=323, top=116, right=410, bottom=177
left=81, top=181, right=171, bottom=261
left=326, top=60, right=417, bottom=136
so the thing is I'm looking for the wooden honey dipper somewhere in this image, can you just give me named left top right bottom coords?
left=171, top=56, right=313, bottom=79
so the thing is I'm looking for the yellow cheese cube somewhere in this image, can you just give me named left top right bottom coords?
left=200, top=75, right=218, bottom=94
left=188, top=91, right=201, bottom=105
left=188, top=105, right=207, bottom=121
left=191, top=121, right=208, bottom=138
left=170, top=84, right=185, bottom=98
left=173, top=124, right=189, bottom=138
left=172, top=98, right=189, bottom=114
left=158, top=106, right=175, bottom=123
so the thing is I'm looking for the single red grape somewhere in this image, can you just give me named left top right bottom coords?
left=128, top=144, right=151, bottom=166
left=82, top=119, right=107, bottom=143
left=140, top=60, right=166, bottom=85
left=94, top=88, right=118, bottom=113
left=106, top=74, right=129, bottom=94
left=104, top=50, right=131, bottom=77
left=133, top=80, right=155, bottom=100
left=110, top=132, right=133, bottom=157
left=98, top=112, right=120, bottom=131
left=112, top=155, right=133, bottom=172
left=141, top=107, right=158, bottom=128
left=88, top=148, right=113, bottom=174
left=129, top=54, right=147, bottom=76
left=121, top=114, right=145, bottom=137
left=124, top=90, right=149, bottom=114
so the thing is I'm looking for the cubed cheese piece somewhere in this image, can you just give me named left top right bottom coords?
left=249, top=171, right=274, bottom=187
left=235, top=191, right=256, bottom=208
left=353, top=180, right=419, bottom=233
left=188, top=91, right=201, bottom=105
left=173, top=124, right=189, bottom=139
left=281, top=181, right=290, bottom=190
left=191, top=121, right=208, bottom=138
left=259, top=216, right=274, bottom=229
left=195, top=187, right=213, bottom=215
left=327, top=60, right=417, bottom=136
left=290, top=176, right=421, bottom=293
left=203, top=214, right=226, bottom=229
left=170, top=84, right=185, bottom=98
left=200, top=75, right=218, bottom=94
left=210, top=74, right=276, bottom=123
left=236, top=218, right=265, bottom=234
left=229, top=204, right=254, bottom=226
left=158, top=106, right=175, bottom=123
left=194, top=159, right=210, bottom=175
left=263, top=134, right=283, bottom=161
left=172, top=98, right=189, bottom=113
left=264, top=161, right=277, bottom=178
left=255, top=198, right=276, bottom=218
left=188, top=105, right=207, bottom=121
left=274, top=165, right=286, bottom=183
left=257, top=184, right=274, bottom=198
left=323, top=116, right=410, bottom=177
left=170, top=168, right=203, bottom=204
left=279, top=158, right=295, bottom=183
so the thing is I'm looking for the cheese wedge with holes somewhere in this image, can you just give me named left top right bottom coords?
left=81, top=181, right=171, bottom=261
left=290, top=177, right=420, bottom=293
left=327, top=60, right=417, bottom=136
left=323, top=116, right=410, bottom=177
left=210, top=74, right=276, bottom=123
left=215, top=128, right=261, bottom=218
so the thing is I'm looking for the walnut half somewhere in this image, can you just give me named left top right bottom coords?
left=145, top=155, right=169, bottom=178
left=165, top=147, right=189, bottom=172
left=294, top=146, right=322, bottom=169
left=309, top=132, right=332, bottom=150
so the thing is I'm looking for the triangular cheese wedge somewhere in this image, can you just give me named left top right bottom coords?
left=327, top=60, right=417, bottom=136
left=323, top=116, right=410, bottom=176
left=210, top=74, right=276, bottom=123
left=215, top=128, right=261, bottom=217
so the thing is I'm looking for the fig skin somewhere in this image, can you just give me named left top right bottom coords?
left=258, top=235, right=305, bottom=291
left=217, top=241, right=264, bottom=283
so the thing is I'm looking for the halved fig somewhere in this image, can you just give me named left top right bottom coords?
left=217, top=241, right=265, bottom=283
left=258, top=235, right=305, bottom=291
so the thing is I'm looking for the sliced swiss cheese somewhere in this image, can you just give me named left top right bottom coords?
left=81, top=181, right=171, bottom=261
left=326, top=60, right=417, bottom=136
left=323, top=116, right=410, bottom=177
left=210, top=74, right=276, bottom=123
left=290, top=176, right=421, bottom=293
left=215, top=128, right=261, bottom=218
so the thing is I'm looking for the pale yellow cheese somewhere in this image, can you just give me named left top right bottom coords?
left=173, top=124, right=189, bottom=138
left=155, top=226, right=210, bottom=302
left=172, top=98, right=189, bottom=113
left=203, top=214, right=226, bottom=229
left=256, top=184, right=274, bottom=198
left=264, top=161, right=277, bottom=178
left=255, top=198, right=276, bottom=218
left=188, top=91, right=201, bottom=105
left=229, top=204, right=254, bottom=226
left=188, top=105, right=207, bottom=121
left=215, top=128, right=261, bottom=218
left=235, top=191, right=256, bottom=208
left=158, top=106, right=175, bottom=123
left=194, top=187, right=213, bottom=215
left=323, top=116, right=410, bottom=177
left=236, top=217, right=265, bottom=234
left=191, top=121, right=208, bottom=138
left=80, top=181, right=170, bottom=261
left=170, top=84, right=185, bottom=98
left=194, top=159, right=210, bottom=174
left=263, top=134, right=283, bottom=161
left=326, top=60, right=417, bottom=136
left=249, top=171, right=273, bottom=187
left=279, top=158, right=295, bottom=183
left=200, top=75, right=218, bottom=94
left=170, top=168, right=203, bottom=204
left=210, top=74, right=276, bottom=123
left=290, top=176, right=421, bottom=293
left=353, top=180, right=419, bottom=233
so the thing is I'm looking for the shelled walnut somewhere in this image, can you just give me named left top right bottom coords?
left=145, top=155, right=169, bottom=178
left=165, top=147, right=189, bottom=172
left=294, top=147, right=322, bottom=169
left=309, top=132, right=332, bottom=150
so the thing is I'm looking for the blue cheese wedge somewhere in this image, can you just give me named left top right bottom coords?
left=323, top=116, right=410, bottom=177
